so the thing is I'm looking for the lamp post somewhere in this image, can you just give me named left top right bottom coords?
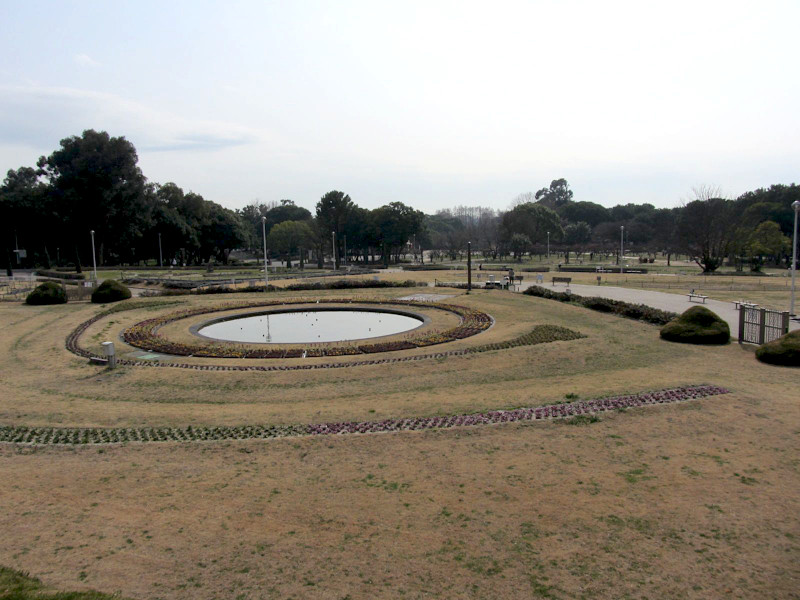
left=332, top=231, right=337, bottom=270
left=547, top=231, right=550, bottom=259
left=467, top=241, right=472, bottom=293
left=619, top=225, right=624, bottom=267
left=790, top=200, right=800, bottom=316
left=261, top=216, right=269, bottom=289
left=90, top=230, right=97, bottom=281
left=158, top=233, right=163, bottom=267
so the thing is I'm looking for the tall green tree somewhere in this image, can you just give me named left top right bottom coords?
left=316, top=190, right=355, bottom=268
left=37, top=130, right=149, bottom=269
left=267, top=220, right=313, bottom=268
left=745, top=221, right=789, bottom=271
left=502, top=203, right=563, bottom=252
left=372, top=202, right=425, bottom=266
left=535, top=178, right=573, bottom=210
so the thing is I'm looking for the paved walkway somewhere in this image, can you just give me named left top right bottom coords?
left=518, top=282, right=799, bottom=339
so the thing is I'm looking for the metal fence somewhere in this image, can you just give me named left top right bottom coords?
left=739, top=306, right=790, bottom=344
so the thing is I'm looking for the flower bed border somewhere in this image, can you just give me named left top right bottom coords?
left=119, top=299, right=493, bottom=359
left=0, top=385, right=729, bottom=445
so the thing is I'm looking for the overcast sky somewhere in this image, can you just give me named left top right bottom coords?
left=1, top=0, right=798, bottom=214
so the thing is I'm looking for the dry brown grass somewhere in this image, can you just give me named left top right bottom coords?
left=0, top=287, right=798, bottom=599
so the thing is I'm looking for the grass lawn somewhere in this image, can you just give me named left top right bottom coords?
left=0, top=286, right=798, bottom=599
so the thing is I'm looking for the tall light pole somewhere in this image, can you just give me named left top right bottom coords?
left=90, top=230, right=97, bottom=281
left=790, top=200, right=800, bottom=316
left=467, top=241, right=472, bottom=293
left=261, top=216, right=269, bottom=289
left=332, top=231, right=337, bottom=270
left=547, top=231, right=550, bottom=259
left=158, top=232, right=163, bottom=268
left=619, top=225, right=624, bottom=267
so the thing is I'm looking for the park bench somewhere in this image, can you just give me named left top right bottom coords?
left=733, top=300, right=758, bottom=310
left=687, top=292, right=707, bottom=303
left=552, top=277, right=572, bottom=286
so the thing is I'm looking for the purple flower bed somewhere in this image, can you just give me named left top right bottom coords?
left=0, top=385, right=728, bottom=445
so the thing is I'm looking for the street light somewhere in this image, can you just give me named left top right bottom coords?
left=261, top=216, right=269, bottom=289
left=547, top=231, right=550, bottom=258
left=620, top=225, right=624, bottom=267
left=790, top=200, right=800, bottom=316
left=90, top=230, right=97, bottom=281
left=332, top=231, right=337, bottom=270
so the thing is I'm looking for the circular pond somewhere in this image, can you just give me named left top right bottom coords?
left=196, top=309, right=425, bottom=344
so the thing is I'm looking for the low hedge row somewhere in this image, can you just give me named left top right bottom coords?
left=0, top=385, right=728, bottom=445
left=192, top=278, right=423, bottom=294
left=523, top=285, right=677, bottom=325
left=34, top=269, right=85, bottom=280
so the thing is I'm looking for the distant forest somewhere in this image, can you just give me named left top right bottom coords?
left=2, top=130, right=798, bottom=273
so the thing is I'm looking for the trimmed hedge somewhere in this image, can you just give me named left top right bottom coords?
left=34, top=269, right=85, bottom=280
left=91, top=279, right=132, bottom=303
left=523, top=285, right=677, bottom=326
left=25, top=281, right=67, bottom=305
left=659, top=306, right=730, bottom=345
left=755, top=330, right=800, bottom=366
left=193, top=278, right=423, bottom=295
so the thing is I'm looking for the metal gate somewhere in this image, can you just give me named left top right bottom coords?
left=739, top=307, right=790, bottom=344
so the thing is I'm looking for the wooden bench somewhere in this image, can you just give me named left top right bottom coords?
left=733, top=300, right=758, bottom=310
left=552, top=277, right=572, bottom=286
left=687, top=293, right=707, bottom=303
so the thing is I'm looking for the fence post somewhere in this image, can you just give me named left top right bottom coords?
left=781, top=311, right=790, bottom=336
left=758, top=308, right=767, bottom=345
left=738, top=306, right=745, bottom=343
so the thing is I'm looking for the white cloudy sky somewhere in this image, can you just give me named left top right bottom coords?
left=1, top=0, right=798, bottom=213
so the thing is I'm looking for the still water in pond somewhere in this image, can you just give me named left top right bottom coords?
left=198, top=310, right=422, bottom=344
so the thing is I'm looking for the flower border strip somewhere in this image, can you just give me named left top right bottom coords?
left=66, top=298, right=585, bottom=371
left=119, top=298, right=492, bottom=358
left=67, top=324, right=584, bottom=372
left=0, top=385, right=728, bottom=445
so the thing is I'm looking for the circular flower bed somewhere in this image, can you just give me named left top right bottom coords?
left=121, top=299, right=493, bottom=358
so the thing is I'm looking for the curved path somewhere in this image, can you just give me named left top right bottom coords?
left=519, top=282, right=799, bottom=339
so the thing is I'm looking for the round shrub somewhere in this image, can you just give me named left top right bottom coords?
left=91, top=279, right=132, bottom=304
left=26, top=281, right=67, bottom=305
left=755, top=330, right=800, bottom=367
left=659, top=306, right=730, bottom=345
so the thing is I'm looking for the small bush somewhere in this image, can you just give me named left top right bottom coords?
left=659, top=306, right=730, bottom=345
left=91, top=279, right=132, bottom=303
left=25, top=281, right=67, bottom=305
left=755, top=330, right=800, bottom=367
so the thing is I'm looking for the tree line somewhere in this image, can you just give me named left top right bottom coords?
left=1, top=130, right=798, bottom=273
left=0, top=130, right=425, bottom=272
left=426, top=180, right=798, bottom=272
